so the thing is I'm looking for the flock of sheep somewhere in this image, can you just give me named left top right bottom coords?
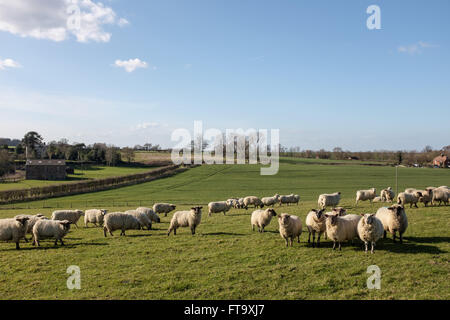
left=0, top=186, right=448, bottom=253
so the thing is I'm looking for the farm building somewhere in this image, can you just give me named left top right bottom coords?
left=432, top=154, right=449, bottom=168
left=25, top=160, right=67, bottom=180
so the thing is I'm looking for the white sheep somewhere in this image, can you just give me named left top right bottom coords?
left=305, top=209, right=326, bottom=247
left=380, top=187, right=395, bottom=202
left=397, top=191, right=422, bottom=208
left=226, top=198, right=240, bottom=209
left=279, top=194, right=299, bottom=206
left=0, top=216, right=29, bottom=250
left=167, top=206, right=203, bottom=236
left=51, top=209, right=84, bottom=228
left=103, top=212, right=141, bottom=237
left=125, top=210, right=152, bottom=230
left=404, top=188, right=417, bottom=194
left=261, top=194, right=280, bottom=207
left=152, top=203, right=177, bottom=217
left=357, top=213, right=384, bottom=254
left=325, top=214, right=361, bottom=250
left=15, top=214, right=48, bottom=240
left=278, top=213, right=303, bottom=247
left=431, top=188, right=449, bottom=206
left=136, top=207, right=160, bottom=223
left=243, top=196, right=264, bottom=210
left=84, top=209, right=108, bottom=227
left=32, top=219, right=71, bottom=247
left=355, top=188, right=377, bottom=206
left=237, top=198, right=245, bottom=209
left=375, top=205, right=408, bottom=243
left=330, top=207, right=347, bottom=216
left=208, top=201, right=232, bottom=216
left=251, top=208, right=277, bottom=233
left=373, top=196, right=383, bottom=202
left=417, top=189, right=433, bottom=207
left=317, top=192, right=341, bottom=209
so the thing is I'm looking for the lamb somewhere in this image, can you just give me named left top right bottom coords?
left=325, top=214, right=361, bottom=250
left=380, top=187, right=395, bottom=202
left=397, top=191, right=422, bottom=208
left=261, top=194, right=280, bottom=207
left=305, top=209, right=326, bottom=247
left=431, top=188, right=449, bottom=206
left=103, top=212, right=141, bottom=237
left=251, top=208, right=277, bottom=233
left=278, top=213, right=303, bottom=247
left=208, top=201, right=232, bottom=216
left=243, top=196, right=264, bottom=210
left=84, top=209, right=108, bottom=227
left=375, top=205, right=408, bottom=243
left=125, top=210, right=152, bottom=230
left=167, top=206, right=203, bottom=236
left=32, top=219, right=71, bottom=247
left=51, top=209, right=84, bottom=228
left=317, top=192, right=341, bottom=209
left=355, top=188, right=377, bottom=206
left=0, top=216, right=29, bottom=250
left=357, top=213, right=384, bottom=254
left=152, top=203, right=177, bottom=217
left=136, top=207, right=161, bottom=223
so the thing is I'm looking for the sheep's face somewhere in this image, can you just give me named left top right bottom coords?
left=267, top=208, right=277, bottom=216
left=171, top=205, right=176, bottom=210
left=414, top=191, right=423, bottom=198
left=332, top=207, right=346, bottom=216
left=278, top=214, right=290, bottom=226
left=361, top=213, right=376, bottom=225
left=60, top=221, right=71, bottom=231
left=101, top=209, right=108, bottom=216
left=388, top=205, right=404, bottom=217
left=315, top=209, right=325, bottom=220
left=325, top=214, right=339, bottom=226
left=191, top=207, right=202, bottom=215
left=15, top=217, right=29, bottom=226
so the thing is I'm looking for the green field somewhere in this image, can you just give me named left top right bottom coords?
left=0, top=165, right=155, bottom=191
left=0, top=162, right=449, bottom=299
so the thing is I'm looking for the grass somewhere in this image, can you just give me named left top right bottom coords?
left=0, top=162, right=449, bottom=299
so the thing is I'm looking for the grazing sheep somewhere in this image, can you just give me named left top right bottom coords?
left=317, top=192, right=341, bottom=209
left=243, top=196, right=264, bottom=210
left=15, top=214, right=48, bottom=240
left=152, top=203, right=177, bottom=217
left=261, top=194, right=280, bottom=207
left=226, top=198, right=240, bottom=209
left=279, top=194, right=299, bottom=206
left=417, top=189, right=433, bottom=207
left=237, top=198, right=245, bottom=209
left=375, top=205, right=408, bottom=243
left=397, top=191, right=422, bottom=208
left=125, top=210, right=152, bottom=230
left=84, top=209, right=108, bottom=227
left=136, top=207, right=160, bottom=223
left=431, top=188, right=449, bottom=206
left=380, top=187, right=395, bottom=202
left=32, top=219, right=71, bottom=247
left=357, top=213, right=384, bottom=254
left=167, top=206, right=203, bottom=236
left=103, top=212, right=141, bottom=237
left=0, top=216, right=29, bottom=250
left=208, top=201, right=232, bottom=216
left=251, top=208, right=277, bottom=233
left=278, top=213, right=303, bottom=247
left=355, top=188, right=377, bottom=206
left=305, top=209, right=326, bottom=247
left=325, top=214, right=361, bottom=250
left=51, top=210, right=84, bottom=228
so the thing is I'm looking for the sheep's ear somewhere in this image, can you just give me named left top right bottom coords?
left=360, top=213, right=365, bottom=216
left=311, top=209, right=317, bottom=212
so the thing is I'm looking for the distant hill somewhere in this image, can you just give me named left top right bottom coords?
left=0, top=138, right=21, bottom=146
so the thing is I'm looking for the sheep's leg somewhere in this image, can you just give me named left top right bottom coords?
left=173, top=228, right=177, bottom=235
left=338, top=242, right=342, bottom=251
left=290, top=237, right=293, bottom=247
left=383, top=231, right=387, bottom=239
left=364, top=242, right=368, bottom=253
left=332, top=241, right=336, bottom=250
left=297, top=235, right=300, bottom=244
left=252, top=225, right=255, bottom=232
left=15, top=242, right=20, bottom=250
left=285, top=237, right=289, bottom=247
left=74, top=223, right=78, bottom=229
left=54, top=239, right=58, bottom=246
left=399, top=233, right=403, bottom=244
left=308, top=232, right=311, bottom=243
left=312, top=232, right=316, bottom=248
left=60, top=239, right=65, bottom=246
left=103, top=227, right=107, bottom=237
left=23, top=236, right=29, bottom=243
left=261, top=225, right=265, bottom=233
left=392, top=231, right=396, bottom=243
left=316, top=234, right=320, bottom=247
left=371, top=242, right=375, bottom=254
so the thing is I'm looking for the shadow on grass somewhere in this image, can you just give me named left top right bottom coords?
left=374, top=241, right=447, bottom=254
left=203, top=232, right=246, bottom=236
left=2, top=241, right=108, bottom=251
left=403, top=236, right=450, bottom=244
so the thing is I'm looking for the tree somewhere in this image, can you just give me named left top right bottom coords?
left=422, top=145, right=433, bottom=153
left=105, top=146, right=121, bottom=166
left=0, top=150, right=14, bottom=177
left=22, top=131, right=43, bottom=159
left=397, top=151, right=403, bottom=164
left=122, top=147, right=135, bottom=163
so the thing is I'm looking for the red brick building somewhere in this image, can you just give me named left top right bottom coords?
left=433, top=154, right=450, bottom=168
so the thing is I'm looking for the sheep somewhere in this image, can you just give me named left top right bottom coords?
left=51, top=209, right=84, bottom=228
left=261, top=194, right=280, bottom=207
left=355, top=188, right=377, bottom=206
left=243, top=196, right=264, bottom=210
left=278, top=213, right=303, bottom=247
left=103, top=212, right=141, bottom=237
left=84, top=209, right=108, bottom=227
left=167, top=206, right=203, bottom=236
left=431, top=188, right=449, bottom=206
left=32, top=219, right=71, bottom=247
left=331, top=207, right=347, bottom=216
left=397, top=191, right=422, bottom=208
left=0, top=216, right=29, bottom=250
left=14, top=214, right=48, bottom=241
left=125, top=210, right=152, bottom=230
left=136, top=207, right=160, bottom=223
left=226, top=198, right=240, bottom=209
left=325, top=214, right=361, bottom=250
left=290, top=194, right=300, bottom=205
left=317, top=192, right=341, bottom=209
left=208, top=201, right=232, bottom=216
left=305, top=209, right=326, bottom=247
left=373, top=196, right=383, bottom=202
left=279, top=194, right=299, bottom=206
left=357, top=213, right=384, bottom=254
left=251, top=208, right=277, bottom=233
left=375, top=205, right=408, bottom=243
left=237, top=198, right=245, bottom=209
left=380, top=187, right=395, bottom=202
left=404, top=188, right=417, bottom=194
left=417, top=189, right=433, bottom=207
left=152, top=203, right=177, bottom=217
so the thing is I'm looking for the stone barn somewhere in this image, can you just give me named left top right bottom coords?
left=25, top=160, right=67, bottom=180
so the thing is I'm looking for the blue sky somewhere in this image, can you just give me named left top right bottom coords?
left=0, top=0, right=449, bottom=150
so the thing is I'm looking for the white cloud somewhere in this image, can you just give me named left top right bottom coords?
left=398, top=41, right=439, bottom=55
left=0, top=0, right=127, bottom=43
left=118, top=18, right=129, bottom=27
left=114, top=58, right=149, bottom=73
left=0, top=58, right=21, bottom=70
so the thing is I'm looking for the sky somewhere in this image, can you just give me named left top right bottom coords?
left=0, top=0, right=449, bottom=151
